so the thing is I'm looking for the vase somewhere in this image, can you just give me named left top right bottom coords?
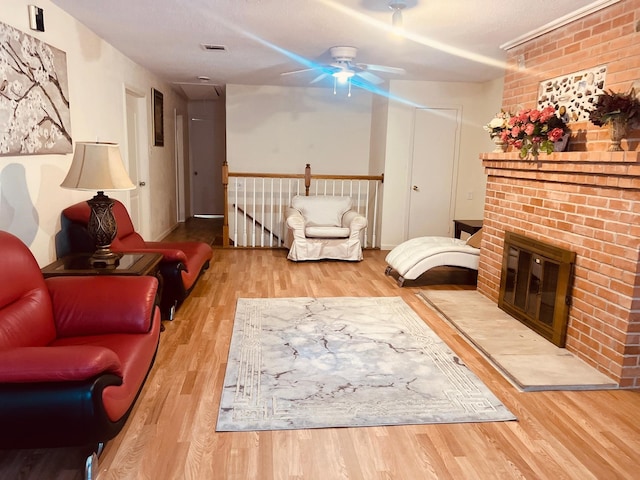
left=553, top=133, right=570, bottom=152
left=607, top=116, right=628, bottom=152
left=492, top=135, right=507, bottom=153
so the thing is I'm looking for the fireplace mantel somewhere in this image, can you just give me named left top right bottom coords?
left=480, top=151, right=640, bottom=163
left=481, top=151, right=640, bottom=188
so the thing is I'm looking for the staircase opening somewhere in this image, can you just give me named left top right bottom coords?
left=498, top=231, right=576, bottom=347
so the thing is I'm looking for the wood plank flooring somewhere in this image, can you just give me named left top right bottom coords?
left=2, top=230, right=640, bottom=479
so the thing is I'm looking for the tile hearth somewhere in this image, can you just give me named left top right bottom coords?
left=419, top=290, right=617, bottom=392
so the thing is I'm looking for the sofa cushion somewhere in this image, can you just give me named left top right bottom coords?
left=47, top=276, right=158, bottom=337
left=291, top=195, right=352, bottom=227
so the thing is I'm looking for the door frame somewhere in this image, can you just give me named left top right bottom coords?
left=405, top=106, right=462, bottom=238
left=123, top=85, right=151, bottom=239
left=175, top=110, right=186, bottom=222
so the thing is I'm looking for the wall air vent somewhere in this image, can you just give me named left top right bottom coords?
left=201, top=44, right=228, bottom=52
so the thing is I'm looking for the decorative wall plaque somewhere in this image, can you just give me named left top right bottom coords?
left=537, top=66, right=607, bottom=123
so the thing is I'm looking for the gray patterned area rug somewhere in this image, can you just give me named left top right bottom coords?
left=216, top=297, right=516, bottom=431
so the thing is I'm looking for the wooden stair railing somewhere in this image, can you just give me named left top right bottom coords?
left=223, top=162, right=383, bottom=248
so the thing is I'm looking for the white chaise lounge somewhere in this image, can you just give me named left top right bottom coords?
left=384, top=230, right=482, bottom=287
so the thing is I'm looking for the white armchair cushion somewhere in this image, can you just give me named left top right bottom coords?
left=291, top=195, right=352, bottom=227
left=305, top=226, right=350, bottom=238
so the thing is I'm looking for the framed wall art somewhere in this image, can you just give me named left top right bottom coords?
left=153, top=88, right=164, bottom=146
left=0, top=21, right=72, bottom=155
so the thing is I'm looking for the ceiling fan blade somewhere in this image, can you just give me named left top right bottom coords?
left=280, top=68, right=316, bottom=77
left=356, top=71, right=384, bottom=85
left=310, top=73, right=329, bottom=84
left=358, top=63, right=406, bottom=75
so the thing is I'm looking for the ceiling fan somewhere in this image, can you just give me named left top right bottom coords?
left=281, top=46, right=406, bottom=94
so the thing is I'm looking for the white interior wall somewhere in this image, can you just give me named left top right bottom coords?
left=0, top=0, right=187, bottom=265
left=226, top=84, right=373, bottom=175
left=380, top=78, right=504, bottom=249
left=369, top=94, right=389, bottom=177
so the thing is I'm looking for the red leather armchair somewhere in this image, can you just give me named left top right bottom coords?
left=58, top=199, right=213, bottom=319
left=0, top=231, right=161, bottom=454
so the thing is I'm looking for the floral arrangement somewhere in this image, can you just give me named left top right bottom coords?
left=502, top=106, right=568, bottom=159
left=483, top=111, right=511, bottom=138
left=588, top=88, right=640, bottom=126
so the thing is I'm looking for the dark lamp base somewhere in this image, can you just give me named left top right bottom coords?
left=90, top=249, right=121, bottom=269
left=86, top=191, right=120, bottom=268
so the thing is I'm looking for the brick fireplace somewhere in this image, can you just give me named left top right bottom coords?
left=479, top=0, right=640, bottom=388
left=477, top=150, right=640, bottom=388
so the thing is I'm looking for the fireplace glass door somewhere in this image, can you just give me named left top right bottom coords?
left=499, top=231, right=575, bottom=347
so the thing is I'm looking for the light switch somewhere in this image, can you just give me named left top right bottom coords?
left=28, top=5, right=44, bottom=32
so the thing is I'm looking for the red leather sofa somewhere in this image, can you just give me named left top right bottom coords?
left=0, top=230, right=161, bottom=452
left=58, top=199, right=213, bottom=319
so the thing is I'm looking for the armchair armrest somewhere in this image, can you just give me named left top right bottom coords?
left=343, top=210, right=368, bottom=236
left=46, top=276, right=159, bottom=338
left=286, top=208, right=306, bottom=238
left=0, top=346, right=122, bottom=383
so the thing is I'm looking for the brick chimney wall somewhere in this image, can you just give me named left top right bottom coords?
left=477, top=1, right=640, bottom=387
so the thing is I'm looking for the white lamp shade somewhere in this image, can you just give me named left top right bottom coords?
left=61, top=142, right=135, bottom=191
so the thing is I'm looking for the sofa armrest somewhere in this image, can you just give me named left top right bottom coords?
left=114, top=246, right=188, bottom=265
left=46, top=276, right=159, bottom=338
left=0, top=346, right=122, bottom=383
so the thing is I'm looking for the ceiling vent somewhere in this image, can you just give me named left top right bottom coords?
left=201, top=44, right=227, bottom=52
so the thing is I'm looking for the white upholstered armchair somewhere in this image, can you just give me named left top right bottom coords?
left=285, top=195, right=367, bottom=261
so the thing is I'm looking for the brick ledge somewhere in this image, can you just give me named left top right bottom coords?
left=479, top=151, right=640, bottom=163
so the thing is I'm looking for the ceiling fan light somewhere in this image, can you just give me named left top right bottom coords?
left=389, top=0, right=406, bottom=28
left=391, top=9, right=403, bottom=27
left=333, top=70, right=355, bottom=84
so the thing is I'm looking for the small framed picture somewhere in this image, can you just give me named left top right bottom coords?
left=152, top=88, right=164, bottom=146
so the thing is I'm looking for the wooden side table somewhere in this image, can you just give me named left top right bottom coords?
left=42, top=252, right=166, bottom=324
left=42, top=252, right=163, bottom=278
left=453, top=219, right=483, bottom=239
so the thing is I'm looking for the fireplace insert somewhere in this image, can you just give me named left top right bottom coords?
left=499, top=231, right=576, bottom=347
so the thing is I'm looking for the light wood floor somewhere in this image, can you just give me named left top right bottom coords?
left=2, top=228, right=639, bottom=479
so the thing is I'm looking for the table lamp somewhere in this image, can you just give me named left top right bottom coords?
left=61, top=142, right=135, bottom=267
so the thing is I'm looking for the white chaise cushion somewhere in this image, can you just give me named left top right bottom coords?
left=291, top=195, right=352, bottom=227
left=385, top=236, right=480, bottom=280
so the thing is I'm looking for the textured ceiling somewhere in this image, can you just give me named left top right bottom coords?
left=52, top=0, right=596, bottom=99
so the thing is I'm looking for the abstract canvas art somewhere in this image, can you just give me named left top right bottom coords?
left=0, top=21, right=72, bottom=155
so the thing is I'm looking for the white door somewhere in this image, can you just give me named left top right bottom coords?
left=190, top=117, right=221, bottom=216
left=125, top=89, right=150, bottom=237
left=408, top=108, right=459, bottom=238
